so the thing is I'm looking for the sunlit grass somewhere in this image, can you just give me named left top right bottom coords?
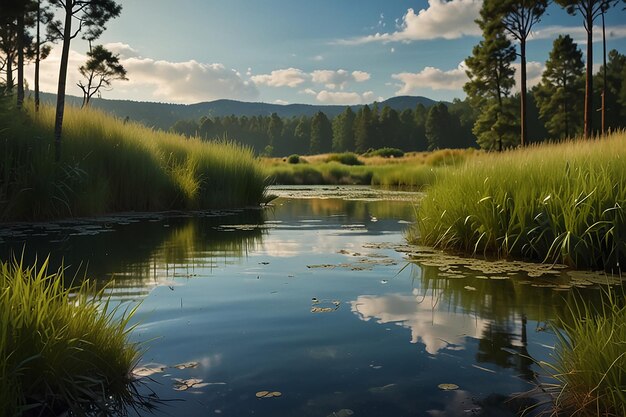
left=410, top=132, right=626, bottom=270
left=0, top=99, right=267, bottom=221
left=0, top=257, right=142, bottom=416
left=263, top=148, right=476, bottom=187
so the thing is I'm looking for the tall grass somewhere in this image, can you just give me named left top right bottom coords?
left=410, top=133, right=626, bottom=270
left=0, top=257, right=142, bottom=416
left=0, top=99, right=267, bottom=221
left=539, top=290, right=626, bottom=416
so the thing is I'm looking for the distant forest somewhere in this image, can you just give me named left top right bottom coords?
left=171, top=46, right=625, bottom=157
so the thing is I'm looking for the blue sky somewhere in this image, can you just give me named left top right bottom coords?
left=32, top=0, right=626, bottom=105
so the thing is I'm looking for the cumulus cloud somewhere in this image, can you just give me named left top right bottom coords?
left=513, top=61, right=544, bottom=91
left=310, top=69, right=370, bottom=90
left=121, top=57, right=258, bottom=103
left=392, top=62, right=469, bottom=94
left=24, top=44, right=259, bottom=104
left=305, top=89, right=375, bottom=105
left=338, top=0, right=482, bottom=45
left=250, top=68, right=308, bottom=88
left=103, top=42, right=140, bottom=59
left=529, top=25, right=626, bottom=43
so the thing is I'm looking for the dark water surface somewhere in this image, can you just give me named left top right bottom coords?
left=2, top=186, right=601, bottom=417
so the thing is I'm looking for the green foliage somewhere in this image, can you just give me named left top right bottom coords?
left=287, top=154, right=300, bottom=164
left=426, top=103, right=453, bottom=150
left=0, top=257, right=141, bottom=416
left=534, top=35, right=584, bottom=139
left=326, top=152, right=363, bottom=166
left=309, top=111, right=333, bottom=154
left=595, top=49, right=626, bottom=131
left=412, top=132, right=626, bottom=270
left=464, top=4, right=518, bottom=150
left=78, top=44, right=127, bottom=107
left=539, top=290, right=626, bottom=416
left=363, top=147, right=405, bottom=158
left=332, top=106, right=355, bottom=152
left=0, top=100, right=267, bottom=221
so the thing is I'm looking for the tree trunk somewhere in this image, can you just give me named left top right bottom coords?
left=54, top=0, right=73, bottom=162
left=520, top=39, right=527, bottom=147
left=35, top=0, right=41, bottom=112
left=584, top=10, right=593, bottom=139
left=16, top=12, right=24, bottom=109
left=601, top=10, right=606, bottom=135
left=6, top=53, right=13, bottom=92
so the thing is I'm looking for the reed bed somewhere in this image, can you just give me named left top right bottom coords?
left=0, top=257, right=141, bottom=416
left=410, top=132, right=626, bottom=270
left=0, top=100, right=267, bottom=221
left=539, top=290, right=626, bottom=416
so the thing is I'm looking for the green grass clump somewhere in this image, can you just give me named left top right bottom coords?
left=371, top=165, right=438, bottom=189
left=539, top=291, right=626, bottom=416
left=410, top=132, right=626, bottom=270
left=364, top=147, right=405, bottom=158
left=326, top=152, right=363, bottom=166
left=0, top=99, right=267, bottom=221
left=287, top=154, right=301, bottom=164
left=0, top=257, right=141, bottom=416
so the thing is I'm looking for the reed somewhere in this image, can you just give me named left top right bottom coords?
left=410, top=132, right=626, bottom=270
left=0, top=99, right=267, bottom=221
left=0, top=257, right=142, bottom=416
left=538, top=289, right=626, bottom=416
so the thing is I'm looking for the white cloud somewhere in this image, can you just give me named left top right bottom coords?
left=392, top=62, right=468, bottom=94
left=312, top=55, right=324, bottom=61
left=339, top=1, right=482, bottom=45
left=513, top=61, right=544, bottom=91
left=121, top=57, right=258, bottom=103
left=273, top=99, right=289, bottom=105
left=250, top=68, right=308, bottom=88
left=352, top=70, right=371, bottom=83
left=529, top=25, right=626, bottom=44
left=307, top=89, right=374, bottom=105
left=24, top=44, right=259, bottom=104
left=310, top=69, right=370, bottom=90
left=103, top=42, right=140, bottom=59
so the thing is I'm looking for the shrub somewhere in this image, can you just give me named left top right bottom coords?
left=287, top=154, right=300, bottom=164
left=364, top=147, right=405, bottom=158
left=326, top=152, right=363, bottom=166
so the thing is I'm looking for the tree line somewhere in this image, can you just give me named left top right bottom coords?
left=465, top=0, right=625, bottom=150
left=171, top=100, right=478, bottom=156
left=1, top=0, right=125, bottom=160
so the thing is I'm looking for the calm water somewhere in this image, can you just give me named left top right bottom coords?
left=2, top=186, right=597, bottom=417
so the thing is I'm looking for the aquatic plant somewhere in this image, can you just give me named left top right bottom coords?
left=0, top=99, right=267, bottom=221
left=411, top=132, right=626, bottom=270
left=538, top=290, right=626, bottom=416
left=0, top=257, right=143, bottom=416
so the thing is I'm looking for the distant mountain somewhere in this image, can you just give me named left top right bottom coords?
left=37, top=93, right=440, bottom=130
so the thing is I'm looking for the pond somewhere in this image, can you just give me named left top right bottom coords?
left=0, top=186, right=608, bottom=417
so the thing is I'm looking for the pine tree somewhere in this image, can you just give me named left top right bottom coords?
left=354, top=105, right=373, bottom=153
left=48, top=0, right=122, bottom=160
left=309, top=111, right=332, bottom=154
left=595, top=49, right=626, bottom=131
left=485, top=0, right=547, bottom=146
left=464, top=6, right=518, bottom=151
left=332, top=107, right=355, bottom=152
left=554, top=0, right=626, bottom=138
left=533, top=35, right=584, bottom=139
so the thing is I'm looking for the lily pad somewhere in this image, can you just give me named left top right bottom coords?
left=174, top=361, right=199, bottom=370
left=438, top=383, right=459, bottom=391
left=173, top=378, right=207, bottom=391
left=256, top=390, right=282, bottom=398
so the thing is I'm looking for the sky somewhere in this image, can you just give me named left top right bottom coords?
left=28, top=0, right=626, bottom=106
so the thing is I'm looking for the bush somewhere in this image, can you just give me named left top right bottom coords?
left=364, top=147, right=405, bottom=158
left=326, top=152, right=363, bottom=166
left=287, top=154, right=300, bottom=164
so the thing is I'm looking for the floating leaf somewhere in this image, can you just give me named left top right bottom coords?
left=133, top=365, right=166, bottom=377
left=438, top=383, right=459, bottom=391
left=173, top=378, right=206, bottom=391
left=256, top=391, right=270, bottom=398
left=256, top=390, right=282, bottom=398
left=174, top=361, right=199, bottom=370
